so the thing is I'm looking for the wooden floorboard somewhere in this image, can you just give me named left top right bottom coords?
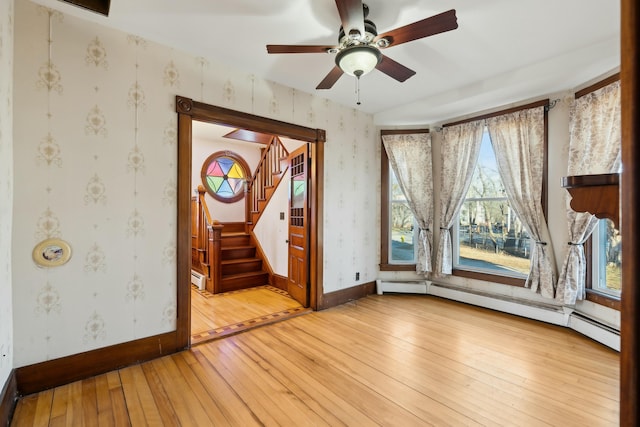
left=190, top=285, right=307, bottom=344
left=11, top=294, right=620, bottom=426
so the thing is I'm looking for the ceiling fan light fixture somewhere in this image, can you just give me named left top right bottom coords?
left=335, top=45, right=381, bottom=77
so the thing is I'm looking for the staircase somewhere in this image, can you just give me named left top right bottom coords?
left=192, top=136, right=290, bottom=294
left=246, top=136, right=290, bottom=229
left=219, top=231, right=269, bottom=293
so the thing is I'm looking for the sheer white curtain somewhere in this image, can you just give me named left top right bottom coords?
left=382, top=133, right=433, bottom=273
left=556, top=81, right=621, bottom=305
left=487, top=106, right=557, bottom=298
left=435, top=121, right=484, bottom=275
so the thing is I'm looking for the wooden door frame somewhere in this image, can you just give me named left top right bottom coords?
left=620, top=0, right=639, bottom=423
left=175, top=96, right=325, bottom=349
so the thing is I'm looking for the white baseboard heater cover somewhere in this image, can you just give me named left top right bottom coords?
left=376, top=279, right=430, bottom=295
left=191, top=270, right=205, bottom=290
left=569, top=312, right=620, bottom=351
left=375, top=279, right=620, bottom=351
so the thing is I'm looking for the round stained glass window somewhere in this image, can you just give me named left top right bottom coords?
left=200, top=151, right=250, bottom=203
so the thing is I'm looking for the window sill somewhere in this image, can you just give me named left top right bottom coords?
left=379, top=263, right=417, bottom=272
left=585, top=289, right=621, bottom=311
left=452, top=269, right=526, bottom=287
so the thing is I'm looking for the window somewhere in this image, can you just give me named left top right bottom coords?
left=453, top=128, right=531, bottom=282
left=389, top=167, right=417, bottom=264
left=588, top=219, right=621, bottom=306
left=380, top=129, right=429, bottom=270
left=200, top=151, right=250, bottom=203
left=572, top=75, right=622, bottom=309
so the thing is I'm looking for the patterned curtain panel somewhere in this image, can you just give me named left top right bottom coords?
left=382, top=133, right=434, bottom=273
left=487, top=106, right=557, bottom=299
left=435, top=121, right=484, bottom=275
left=556, top=81, right=621, bottom=305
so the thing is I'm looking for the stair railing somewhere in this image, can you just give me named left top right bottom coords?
left=195, top=185, right=223, bottom=293
left=245, top=136, right=290, bottom=230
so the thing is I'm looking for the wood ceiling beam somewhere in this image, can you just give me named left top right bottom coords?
left=58, top=0, right=110, bottom=16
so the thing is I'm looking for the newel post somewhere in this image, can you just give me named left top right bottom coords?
left=195, top=186, right=205, bottom=271
left=245, top=179, right=252, bottom=232
left=206, top=223, right=224, bottom=293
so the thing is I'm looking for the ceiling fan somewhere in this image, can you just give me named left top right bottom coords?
left=266, top=1, right=458, bottom=90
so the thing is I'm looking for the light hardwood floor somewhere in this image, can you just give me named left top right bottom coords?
left=11, top=294, right=619, bottom=426
left=190, top=285, right=307, bottom=344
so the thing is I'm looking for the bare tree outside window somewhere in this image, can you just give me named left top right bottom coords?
left=456, top=130, right=531, bottom=276
left=390, top=169, right=417, bottom=262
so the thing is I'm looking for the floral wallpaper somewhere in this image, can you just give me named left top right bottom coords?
left=0, top=0, right=14, bottom=387
left=12, top=0, right=378, bottom=367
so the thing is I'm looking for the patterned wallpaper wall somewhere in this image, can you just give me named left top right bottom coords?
left=0, top=0, right=14, bottom=386
left=12, top=0, right=378, bottom=367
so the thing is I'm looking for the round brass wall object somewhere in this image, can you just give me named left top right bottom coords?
left=32, top=238, right=72, bottom=268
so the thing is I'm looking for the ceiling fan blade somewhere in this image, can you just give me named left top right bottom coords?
left=316, top=66, right=344, bottom=90
left=267, top=45, right=336, bottom=54
left=376, top=55, right=416, bottom=82
left=335, top=0, right=365, bottom=38
left=375, top=9, right=458, bottom=48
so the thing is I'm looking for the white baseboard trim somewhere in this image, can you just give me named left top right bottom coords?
left=375, top=279, right=620, bottom=351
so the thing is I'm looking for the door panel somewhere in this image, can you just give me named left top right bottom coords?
left=288, top=144, right=309, bottom=307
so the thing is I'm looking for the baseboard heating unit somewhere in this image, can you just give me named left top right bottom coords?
left=375, top=278, right=620, bottom=351
left=191, top=270, right=205, bottom=290
left=569, top=312, right=620, bottom=351
left=376, top=279, right=430, bottom=295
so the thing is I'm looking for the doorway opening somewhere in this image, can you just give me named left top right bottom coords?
left=176, top=96, right=325, bottom=349
left=190, top=121, right=308, bottom=343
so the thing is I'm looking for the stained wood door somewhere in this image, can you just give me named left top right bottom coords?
left=287, top=144, right=310, bottom=307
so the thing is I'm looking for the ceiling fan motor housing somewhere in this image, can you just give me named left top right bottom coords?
left=339, top=19, right=378, bottom=45
left=335, top=4, right=381, bottom=78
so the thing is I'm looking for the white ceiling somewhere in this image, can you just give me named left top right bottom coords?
left=34, top=0, right=620, bottom=125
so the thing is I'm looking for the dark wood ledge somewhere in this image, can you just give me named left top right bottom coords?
left=562, top=173, right=620, bottom=229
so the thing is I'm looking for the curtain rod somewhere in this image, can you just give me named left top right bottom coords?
left=442, top=99, right=550, bottom=128
left=574, top=73, right=620, bottom=99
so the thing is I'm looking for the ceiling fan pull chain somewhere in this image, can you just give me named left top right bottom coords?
left=355, top=73, right=362, bottom=105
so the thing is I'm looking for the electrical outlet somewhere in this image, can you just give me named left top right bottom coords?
left=280, top=212, right=285, bottom=220
left=355, top=272, right=360, bottom=281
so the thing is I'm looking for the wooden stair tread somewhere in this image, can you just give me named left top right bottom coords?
left=222, top=245, right=255, bottom=250
left=222, top=270, right=268, bottom=279
left=221, top=257, right=261, bottom=265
